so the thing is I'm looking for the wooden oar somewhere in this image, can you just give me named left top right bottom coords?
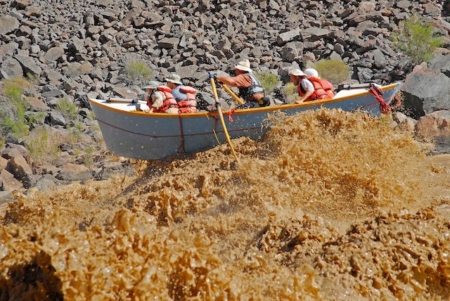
left=209, top=74, right=240, bottom=163
left=106, top=98, right=146, bottom=104
left=219, top=83, right=244, bottom=105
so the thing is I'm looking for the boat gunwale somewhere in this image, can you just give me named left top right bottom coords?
left=88, top=83, right=400, bottom=119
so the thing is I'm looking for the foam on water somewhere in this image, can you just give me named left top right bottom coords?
left=1, top=108, right=449, bottom=300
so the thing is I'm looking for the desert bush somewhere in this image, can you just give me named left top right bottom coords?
left=393, top=16, right=443, bottom=64
left=66, top=121, right=85, bottom=144
left=0, top=77, right=32, bottom=139
left=24, top=127, right=61, bottom=164
left=125, top=60, right=153, bottom=85
left=313, top=60, right=350, bottom=86
left=255, top=71, right=279, bottom=94
left=283, top=82, right=298, bottom=104
left=81, top=145, right=96, bottom=170
left=0, top=136, right=5, bottom=150
left=26, top=111, right=47, bottom=125
left=57, top=97, right=79, bottom=120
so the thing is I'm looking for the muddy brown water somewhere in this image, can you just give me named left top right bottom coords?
left=1, top=109, right=449, bottom=300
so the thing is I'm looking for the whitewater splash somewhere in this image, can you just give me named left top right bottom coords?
left=1, top=109, right=449, bottom=300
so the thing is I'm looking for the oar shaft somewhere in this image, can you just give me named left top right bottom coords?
left=221, top=84, right=244, bottom=105
left=106, top=98, right=146, bottom=104
left=209, top=75, right=240, bottom=163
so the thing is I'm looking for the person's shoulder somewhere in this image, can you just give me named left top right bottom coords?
left=238, top=73, right=252, bottom=82
left=239, top=73, right=251, bottom=79
left=153, top=90, right=165, bottom=97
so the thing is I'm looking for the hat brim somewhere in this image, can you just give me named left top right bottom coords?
left=235, top=65, right=252, bottom=72
left=165, top=79, right=183, bottom=85
left=143, top=85, right=157, bottom=89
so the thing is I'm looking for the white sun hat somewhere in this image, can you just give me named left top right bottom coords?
left=304, top=68, right=319, bottom=77
left=165, top=73, right=183, bottom=85
left=289, top=69, right=306, bottom=76
left=143, top=80, right=160, bottom=89
left=235, top=59, right=252, bottom=72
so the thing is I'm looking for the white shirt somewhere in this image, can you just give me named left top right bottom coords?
left=300, top=78, right=314, bottom=93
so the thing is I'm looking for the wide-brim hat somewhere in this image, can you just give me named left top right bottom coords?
left=143, top=80, right=159, bottom=89
left=289, top=69, right=306, bottom=77
left=165, top=73, right=183, bottom=85
left=235, top=59, right=252, bottom=72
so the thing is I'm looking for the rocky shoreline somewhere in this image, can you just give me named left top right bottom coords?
left=1, top=0, right=450, bottom=200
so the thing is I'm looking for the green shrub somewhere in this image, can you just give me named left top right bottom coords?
left=255, top=71, right=279, bottom=94
left=283, top=82, right=298, bottom=104
left=0, top=136, right=5, bottom=150
left=67, top=121, right=84, bottom=144
left=125, top=60, right=153, bottom=85
left=393, top=16, right=443, bottom=64
left=0, top=77, right=32, bottom=138
left=24, top=127, right=61, bottom=164
left=313, top=60, right=350, bottom=86
left=26, top=111, right=47, bottom=125
left=57, top=97, right=79, bottom=120
left=81, top=145, right=96, bottom=170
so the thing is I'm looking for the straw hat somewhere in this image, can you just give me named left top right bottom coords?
left=235, top=59, right=252, bottom=72
left=143, top=80, right=159, bottom=89
left=165, top=73, right=183, bottom=85
left=289, top=69, right=306, bottom=77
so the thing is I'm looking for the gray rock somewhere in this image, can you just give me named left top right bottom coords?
left=0, top=42, right=18, bottom=58
left=402, top=70, right=450, bottom=117
left=34, top=176, right=57, bottom=192
left=0, top=191, right=14, bottom=204
left=56, top=163, right=92, bottom=181
left=6, top=154, right=33, bottom=188
left=0, top=15, right=19, bottom=35
left=14, top=55, right=42, bottom=76
left=43, top=46, right=65, bottom=63
left=0, top=169, right=23, bottom=191
left=0, top=58, right=23, bottom=79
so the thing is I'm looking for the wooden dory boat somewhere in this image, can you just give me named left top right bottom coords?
left=89, top=82, right=402, bottom=160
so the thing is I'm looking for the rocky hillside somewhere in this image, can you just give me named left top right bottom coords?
left=0, top=0, right=449, bottom=198
left=1, top=0, right=449, bottom=94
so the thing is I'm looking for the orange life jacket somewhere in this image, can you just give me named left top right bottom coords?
left=147, top=86, right=178, bottom=113
left=309, top=76, right=334, bottom=98
left=297, top=79, right=328, bottom=101
left=177, top=86, right=197, bottom=113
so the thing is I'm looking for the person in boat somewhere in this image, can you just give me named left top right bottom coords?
left=216, top=59, right=270, bottom=109
left=165, top=73, right=198, bottom=113
left=304, top=68, right=335, bottom=99
left=289, top=69, right=328, bottom=103
left=143, top=80, right=179, bottom=114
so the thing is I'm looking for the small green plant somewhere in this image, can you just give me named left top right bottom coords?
left=255, top=71, right=279, bottom=94
left=57, top=97, right=79, bottom=120
left=393, top=16, right=443, bottom=64
left=0, top=77, right=32, bottom=139
left=24, top=127, right=61, bottom=164
left=26, top=111, right=47, bottom=125
left=125, top=60, right=153, bottom=85
left=313, top=60, right=350, bottom=86
left=283, top=82, right=298, bottom=104
left=26, top=73, right=40, bottom=85
left=66, top=121, right=85, bottom=144
left=86, top=110, right=96, bottom=120
left=0, top=136, right=5, bottom=150
left=81, top=145, right=96, bottom=170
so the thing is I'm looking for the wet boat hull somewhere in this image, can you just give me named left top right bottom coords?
left=89, top=82, right=402, bottom=160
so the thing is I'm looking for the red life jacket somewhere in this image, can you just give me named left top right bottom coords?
left=148, top=86, right=178, bottom=113
left=310, top=76, right=334, bottom=98
left=177, top=86, right=197, bottom=113
left=297, top=79, right=328, bottom=101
